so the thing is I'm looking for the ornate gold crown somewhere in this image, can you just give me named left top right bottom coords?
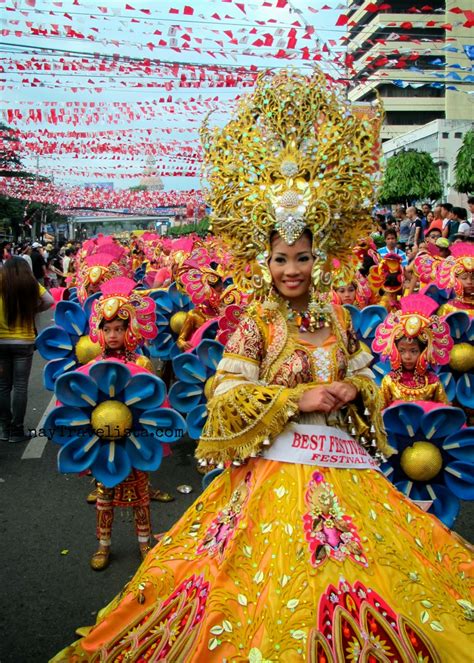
left=201, top=68, right=383, bottom=295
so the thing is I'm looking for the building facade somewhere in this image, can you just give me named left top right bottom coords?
left=346, top=0, right=473, bottom=141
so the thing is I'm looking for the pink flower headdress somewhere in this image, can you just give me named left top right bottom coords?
left=436, top=242, right=474, bottom=297
left=89, top=277, right=157, bottom=352
left=372, top=293, right=453, bottom=374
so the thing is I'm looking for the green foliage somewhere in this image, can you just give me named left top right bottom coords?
left=454, top=129, right=474, bottom=194
left=379, top=149, right=442, bottom=204
left=167, top=217, right=210, bottom=237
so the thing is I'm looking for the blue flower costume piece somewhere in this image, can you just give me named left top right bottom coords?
left=147, top=283, right=194, bottom=360
left=168, top=340, right=224, bottom=441
left=439, top=311, right=474, bottom=409
left=381, top=402, right=474, bottom=527
left=344, top=304, right=389, bottom=384
left=44, top=360, right=186, bottom=488
left=36, top=294, right=102, bottom=390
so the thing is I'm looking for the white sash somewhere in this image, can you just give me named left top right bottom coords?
left=261, top=423, right=380, bottom=470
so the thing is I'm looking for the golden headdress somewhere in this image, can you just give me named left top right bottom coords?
left=201, top=68, right=383, bottom=296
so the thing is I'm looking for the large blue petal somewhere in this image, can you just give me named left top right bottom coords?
left=54, top=301, right=88, bottom=337
left=148, top=331, right=175, bottom=359
left=456, top=373, right=474, bottom=409
left=168, top=282, right=192, bottom=310
left=36, top=326, right=75, bottom=360
left=43, top=357, right=79, bottom=391
left=89, top=360, right=131, bottom=398
left=444, top=461, right=474, bottom=500
left=138, top=408, right=186, bottom=443
left=196, top=339, right=224, bottom=372
left=422, top=484, right=460, bottom=528
left=91, top=441, right=132, bottom=488
left=383, top=403, right=424, bottom=439
left=43, top=406, right=91, bottom=446
left=372, top=359, right=390, bottom=386
left=124, top=373, right=166, bottom=410
left=168, top=380, right=204, bottom=413
left=83, top=291, right=102, bottom=321
left=420, top=406, right=466, bottom=441
left=173, top=352, right=207, bottom=384
left=55, top=371, right=98, bottom=408
left=442, top=428, right=474, bottom=462
left=125, top=435, right=163, bottom=472
left=358, top=305, right=387, bottom=340
left=445, top=311, right=471, bottom=341
left=437, top=372, right=457, bottom=402
left=187, top=404, right=208, bottom=440
left=150, top=290, right=174, bottom=315
left=57, top=434, right=101, bottom=473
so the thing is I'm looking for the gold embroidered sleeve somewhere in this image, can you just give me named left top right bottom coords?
left=380, top=374, right=394, bottom=410
left=196, top=381, right=307, bottom=463
left=344, top=341, right=393, bottom=458
left=196, top=311, right=307, bottom=463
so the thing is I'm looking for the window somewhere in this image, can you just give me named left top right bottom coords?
left=442, top=132, right=449, bottom=138
left=454, top=132, right=462, bottom=139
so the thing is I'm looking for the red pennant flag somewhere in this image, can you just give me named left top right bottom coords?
left=336, top=14, right=348, bottom=26
left=183, top=5, right=194, bottom=14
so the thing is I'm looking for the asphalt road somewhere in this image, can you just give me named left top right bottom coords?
left=0, top=312, right=473, bottom=662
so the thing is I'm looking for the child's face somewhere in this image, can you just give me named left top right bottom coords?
left=459, top=270, right=474, bottom=297
left=397, top=337, right=421, bottom=371
left=102, top=319, right=127, bottom=351
left=335, top=284, right=357, bottom=305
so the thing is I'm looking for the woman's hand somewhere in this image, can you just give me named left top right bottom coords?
left=298, top=386, right=342, bottom=413
left=325, top=381, right=358, bottom=407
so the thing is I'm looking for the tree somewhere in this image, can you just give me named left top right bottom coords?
left=454, top=129, right=474, bottom=194
left=378, top=149, right=442, bottom=205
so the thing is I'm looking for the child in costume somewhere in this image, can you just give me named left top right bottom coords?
left=373, top=294, right=453, bottom=408
left=86, top=278, right=159, bottom=570
left=436, top=242, right=474, bottom=317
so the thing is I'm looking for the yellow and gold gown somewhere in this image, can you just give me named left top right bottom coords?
left=53, top=304, right=473, bottom=662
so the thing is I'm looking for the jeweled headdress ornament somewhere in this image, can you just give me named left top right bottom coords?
left=89, top=277, right=157, bottom=352
left=201, top=68, right=383, bottom=296
left=436, top=242, right=474, bottom=297
left=372, top=294, right=453, bottom=374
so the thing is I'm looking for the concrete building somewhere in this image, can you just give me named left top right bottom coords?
left=346, top=0, right=474, bottom=141
left=382, top=119, right=472, bottom=203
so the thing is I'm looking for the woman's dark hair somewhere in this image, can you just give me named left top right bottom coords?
left=0, top=257, right=40, bottom=328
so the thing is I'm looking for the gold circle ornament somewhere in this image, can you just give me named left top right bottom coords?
left=449, top=342, right=474, bottom=373
left=91, top=401, right=133, bottom=439
left=404, top=315, right=423, bottom=337
left=75, top=335, right=102, bottom=365
left=400, top=441, right=443, bottom=481
left=170, top=311, right=189, bottom=335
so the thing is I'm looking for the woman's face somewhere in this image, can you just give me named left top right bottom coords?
left=335, top=284, right=357, bottom=305
left=268, top=233, right=314, bottom=307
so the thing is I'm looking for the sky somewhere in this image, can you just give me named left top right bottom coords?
left=0, top=0, right=343, bottom=190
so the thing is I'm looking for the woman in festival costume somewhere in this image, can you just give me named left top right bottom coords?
left=52, top=71, right=472, bottom=662
left=86, top=277, right=170, bottom=569
left=436, top=242, right=474, bottom=317
left=372, top=294, right=452, bottom=409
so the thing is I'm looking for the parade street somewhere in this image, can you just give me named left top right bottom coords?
left=0, top=317, right=204, bottom=662
left=0, top=312, right=473, bottom=663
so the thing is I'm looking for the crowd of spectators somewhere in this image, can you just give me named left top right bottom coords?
left=372, top=196, right=474, bottom=267
left=0, top=239, right=80, bottom=287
